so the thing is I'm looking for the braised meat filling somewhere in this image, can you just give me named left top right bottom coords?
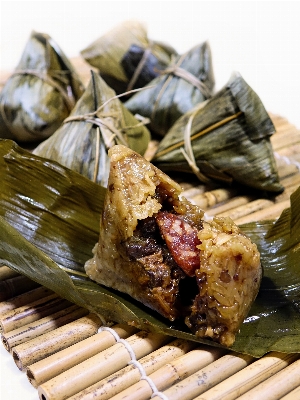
left=123, top=216, right=183, bottom=319
left=123, top=190, right=204, bottom=321
left=85, top=146, right=262, bottom=347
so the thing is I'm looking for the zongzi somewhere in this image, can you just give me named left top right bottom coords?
left=124, top=41, right=215, bottom=137
left=85, top=145, right=262, bottom=347
left=80, top=20, right=177, bottom=96
left=33, top=71, right=151, bottom=187
left=0, top=31, right=84, bottom=143
left=151, top=72, right=284, bottom=194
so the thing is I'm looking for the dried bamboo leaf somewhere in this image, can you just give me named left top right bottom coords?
left=1, top=139, right=300, bottom=357
left=0, top=31, right=84, bottom=143
left=235, top=198, right=300, bottom=356
left=32, top=71, right=151, bottom=186
left=124, top=41, right=215, bottom=136
left=80, top=20, right=177, bottom=96
left=0, top=139, right=105, bottom=270
left=152, top=72, right=283, bottom=194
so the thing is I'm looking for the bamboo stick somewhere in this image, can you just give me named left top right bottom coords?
left=279, top=169, right=300, bottom=190
left=275, top=141, right=300, bottom=157
left=189, top=188, right=238, bottom=210
left=0, top=265, right=20, bottom=280
left=280, top=385, right=300, bottom=400
left=108, top=345, right=227, bottom=400
left=235, top=199, right=290, bottom=225
left=276, top=162, right=300, bottom=179
left=274, top=182, right=300, bottom=205
left=37, top=331, right=171, bottom=400
left=271, top=129, right=300, bottom=150
left=207, top=179, right=297, bottom=222
left=216, top=198, right=274, bottom=221
left=27, top=323, right=138, bottom=388
left=272, top=122, right=300, bottom=137
left=275, top=123, right=300, bottom=138
left=235, top=357, right=300, bottom=400
left=0, top=293, right=71, bottom=333
left=66, top=338, right=199, bottom=400
left=0, top=274, right=40, bottom=302
left=205, top=195, right=255, bottom=217
left=12, top=313, right=102, bottom=371
left=271, top=119, right=298, bottom=138
left=276, top=163, right=299, bottom=180
left=0, top=286, right=53, bottom=314
left=273, top=125, right=298, bottom=139
left=192, top=351, right=299, bottom=400
left=287, top=153, right=300, bottom=163
left=277, top=143, right=300, bottom=158
left=179, top=181, right=200, bottom=191
left=151, top=352, right=254, bottom=400
left=278, top=164, right=299, bottom=184
left=181, top=185, right=207, bottom=201
left=2, top=304, right=88, bottom=352
left=144, top=140, right=159, bottom=161
left=270, top=114, right=294, bottom=131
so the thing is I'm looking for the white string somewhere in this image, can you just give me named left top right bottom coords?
left=128, top=359, right=169, bottom=400
left=99, top=326, right=120, bottom=341
left=98, top=326, right=169, bottom=400
left=274, top=151, right=300, bottom=170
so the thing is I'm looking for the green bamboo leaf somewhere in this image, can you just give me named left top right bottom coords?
left=0, top=139, right=105, bottom=269
left=33, top=71, right=151, bottom=187
left=0, top=31, right=84, bottom=143
left=152, top=72, right=283, bottom=194
left=80, top=20, right=177, bottom=96
left=232, top=188, right=300, bottom=355
left=1, top=139, right=300, bottom=357
left=124, top=41, right=215, bottom=136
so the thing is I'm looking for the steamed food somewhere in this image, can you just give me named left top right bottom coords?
left=85, top=145, right=262, bottom=346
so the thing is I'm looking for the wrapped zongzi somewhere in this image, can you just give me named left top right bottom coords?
left=85, top=145, right=262, bottom=347
left=33, top=71, right=151, bottom=187
left=80, top=20, right=177, bottom=96
left=0, top=31, right=84, bottom=144
left=152, top=72, right=284, bottom=194
left=124, top=41, right=215, bottom=137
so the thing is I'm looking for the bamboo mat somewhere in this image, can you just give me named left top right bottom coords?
left=1, top=114, right=300, bottom=400
left=2, top=60, right=300, bottom=399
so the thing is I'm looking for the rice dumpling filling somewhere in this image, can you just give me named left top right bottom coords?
left=122, top=189, right=204, bottom=320
left=186, top=217, right=261, bottom=347
left=85, top=145, right=262, bottom=347
left=123, top=201, right=261, bottom=347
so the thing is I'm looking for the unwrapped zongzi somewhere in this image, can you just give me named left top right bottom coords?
left=85, top=145, right=262, bottom=347
left=152, top=72, right=283, bottom=194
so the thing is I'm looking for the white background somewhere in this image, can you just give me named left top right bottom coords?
left=1, top=0, right=300, bottom=130
left=1, top=1, right=300, bottom=399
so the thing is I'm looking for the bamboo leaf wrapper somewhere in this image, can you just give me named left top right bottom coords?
left=0, top=140, right=300, bottom=357
left=152, top=72, right=283, bottom=194
left=32, top=71, right=151, bottom=187
left=80, top=20, right=177, bottom=96
left=0, top=139, right=105, bottom=270
left=0, top=31, right=84, bottom=144
left=124, top=41, right=215, bottom=136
